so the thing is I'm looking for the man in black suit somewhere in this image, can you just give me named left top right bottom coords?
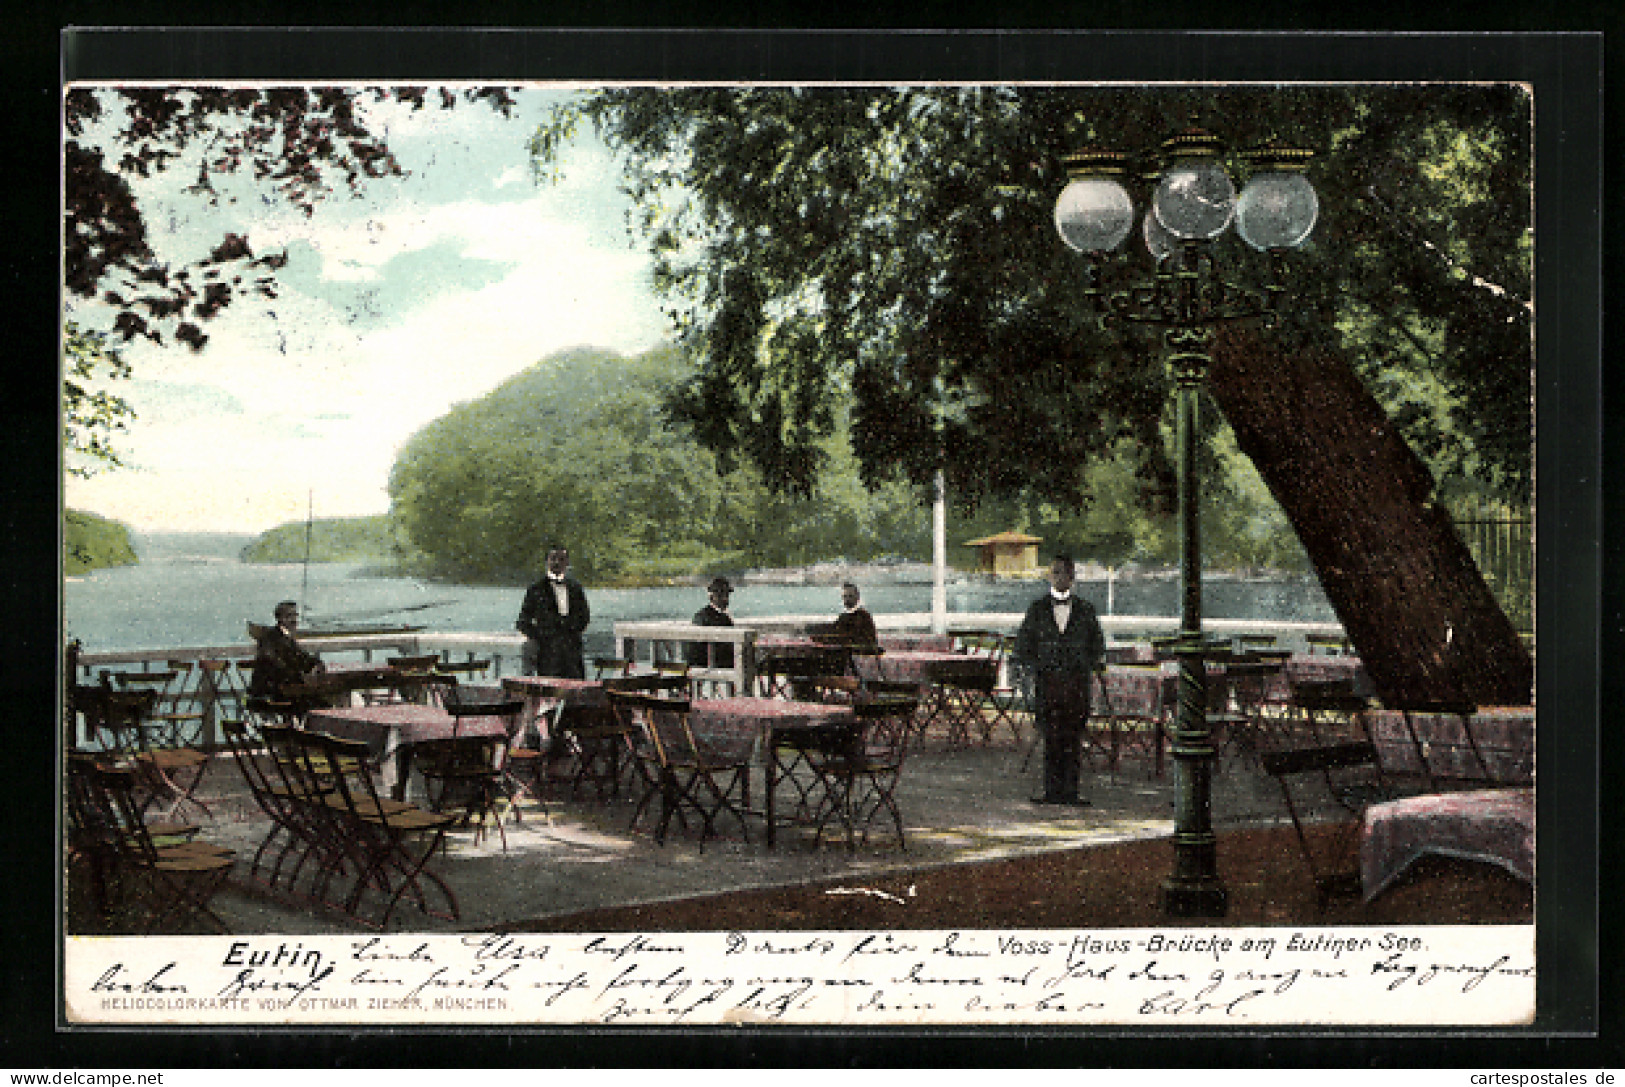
left=687, top=576, right=735, bottom=668
left=1012, top=555, right=1105, bottom=807
left=248, top=600, right=327, bottom=710
left=829, top=582, right=879, bottom=647
left=516, top=545, right=591, bottom=678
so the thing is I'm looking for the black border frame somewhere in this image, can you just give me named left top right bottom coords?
left=10, top=23, right=1610, bottom=1069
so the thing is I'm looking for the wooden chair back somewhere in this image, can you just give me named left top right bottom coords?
left=1259, top=739, right=1392, bottom=910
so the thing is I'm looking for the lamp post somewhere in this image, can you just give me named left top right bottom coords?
left=1053, top=131, right=1319, bottom=917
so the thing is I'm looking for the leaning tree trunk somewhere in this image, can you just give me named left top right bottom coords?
left=1208, top=326, right=1533, bottom=709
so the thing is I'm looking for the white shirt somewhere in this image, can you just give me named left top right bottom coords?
left=1051, top=592, right=1073, bottom=633
left=549, top=576, right=569, bottom=616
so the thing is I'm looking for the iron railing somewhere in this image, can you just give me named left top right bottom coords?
left=1451, top=499, right=1534, bottom=635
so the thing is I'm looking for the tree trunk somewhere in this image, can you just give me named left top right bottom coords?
left=1208, top=327, right=1532, bottom=709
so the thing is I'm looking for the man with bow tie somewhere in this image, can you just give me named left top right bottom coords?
left=1012, top=554, right=1106, bottom=807
left=516, top=545, right=591, bottom=678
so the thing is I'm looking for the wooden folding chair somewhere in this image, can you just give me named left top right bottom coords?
left=136, top=660, right=207, bottom=748
left=1212, top=660, right=1287, bottom=765
left=257, top=722, right=357, bottom=912
left=219, top=716, right=312, bottom=893
left=66, top=751, right=130, bottom=925
left=919, top=656, right=999, bottom=750
left=302, top=730, right=459, bottom=928
left=417, top=699, right=528, bottom=850
left=80, top=682, right=214, bottom=823
left=605, top=689, right=667, bottom=834
left=433, top=657, right=493, bottom=683
left=73, top=757, right=237, bottom=933
left=808, top=696, right=919, bottom=852
left=592, top=657, right=634, bottom=679
left=976, top=634, right=1027, bottom=747
left=414, top=735, right=509, bottom=851
left=617, top=692, right=751, bottom=849
left=757, top=647, right=845, bottom=700
left=1260, top=739, right=1396, bottom=911
left=764, top=683, right=858, bottom=829
left=1289, top=678, right=1371, bottom=741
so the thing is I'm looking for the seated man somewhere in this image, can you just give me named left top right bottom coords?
left=686, top=577, right=735, bottom=669
left=247, top=600, right=327, bottom=710
left=822, top=582, right=878, bottom=648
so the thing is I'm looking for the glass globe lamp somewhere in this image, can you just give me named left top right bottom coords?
left=1235, top=145, right=1319, bottom=250
left=1142, top=208, right=1179, bottom=265
left=1053, top=149, right=1135, bottom=254
left=1152, top=131, right=1236, bottom=241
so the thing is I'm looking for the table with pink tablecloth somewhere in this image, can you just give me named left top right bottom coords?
left=1262, top=654, right=1373, bottom=702
left=1360, top=786, right=1534, bottom=901
left=1363, top=707, right=1534, bottom=787
left=689, top=696, right=857, bottom=848
left=854, top=649, right=969, bottom=685
left=306, top=703, right=507, bottom=799
left=881, top=633, right=955, bottom=652
left=502, top=675, right=607, bottom=737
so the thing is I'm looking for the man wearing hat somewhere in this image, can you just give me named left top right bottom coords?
left=687, top=576, right=735, bottom=668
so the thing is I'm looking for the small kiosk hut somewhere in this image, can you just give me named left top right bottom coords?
left=963, top=530, right=1043, bottom=577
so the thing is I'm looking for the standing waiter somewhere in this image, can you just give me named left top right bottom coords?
left=1012, top=554, right=1105, bottom=807
left=516, top=545, right=591, bottom=678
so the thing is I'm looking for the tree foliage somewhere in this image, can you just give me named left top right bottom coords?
left=386, top=346, right=929, bottom=585
left=381, top=345, right=1308, bottom=585
left=532, top=85, right=1532, bottom=513
left=238, top=515, right=413, bottom=566
left=64, top=86, right=517, bottom=351
left=533, top=84, right=1533, bottom=706
left=62, top=86, right=517, bottom=467
left=63, top=323, right=135, bottom=478
left=64, top=509, right=138, bottom=575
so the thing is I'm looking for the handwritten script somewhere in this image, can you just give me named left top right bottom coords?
left=66, top=925, right=1534, bottom=1026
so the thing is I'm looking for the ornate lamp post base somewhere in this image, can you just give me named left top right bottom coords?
left=1162, top=876, right=1230, bottom=918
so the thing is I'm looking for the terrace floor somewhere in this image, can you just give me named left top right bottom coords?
left=67, top=724, right=1533, bottom=935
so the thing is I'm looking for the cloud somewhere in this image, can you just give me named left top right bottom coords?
left=64, top=87, right=670, bottom=534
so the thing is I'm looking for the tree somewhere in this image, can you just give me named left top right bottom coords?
left=63, top=323, right=134, bottom=478
left=387, top=346, right=940, bottom=584
left=533, top=84, right=1533, bottom=707
left=62, top=86, right=516, bottom=460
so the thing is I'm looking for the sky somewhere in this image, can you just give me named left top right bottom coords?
left=65, top=87, right=670, bottom=534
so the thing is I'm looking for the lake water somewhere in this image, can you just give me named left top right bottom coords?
left=64, top=532, right=1338, bottom=656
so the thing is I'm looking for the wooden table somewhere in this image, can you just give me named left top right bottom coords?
left=305, top=704, right=507, bottom=800
left=688, top=696, right=857, bottom=848
left=501, top=676, right=608, bottom=742
left=1360, top=786, right=1534, bottom=901
left=1357, top=706, right=1534, bottom=901
left=1364, top=706, right=1534, bottom=788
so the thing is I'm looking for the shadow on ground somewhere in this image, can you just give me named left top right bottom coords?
left=67, top=731, right=1532, bottom=935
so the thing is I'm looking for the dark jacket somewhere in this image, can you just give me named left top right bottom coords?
left=248, top=625, right=322, bottom=700
left=516, top=576, right=591, bottom=678
left=687, top=603, right=735, bottom=668
left=830, top=606, right=879, bottom=647
left=1012, top=592, right=1106, bottom=680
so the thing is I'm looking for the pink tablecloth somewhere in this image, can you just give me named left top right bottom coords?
left=854, top=649, right=983, bottom=685
left=1264, top=654, right=1372, bottom=701
left=689, top=696, right=856, bottom=762
left=1093, top=667, right=1173, bottom=719
left=1363, top=707, right=1533, bottom=786
left=307, top=703, right=505, bottom=746
left=1360, top=786, right=1534, bottom=901
left=881, top=634, right=954, bottom=652
left=501, top=675, right=607, bottom=707
left=305, top=704, right=507, bottom=792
